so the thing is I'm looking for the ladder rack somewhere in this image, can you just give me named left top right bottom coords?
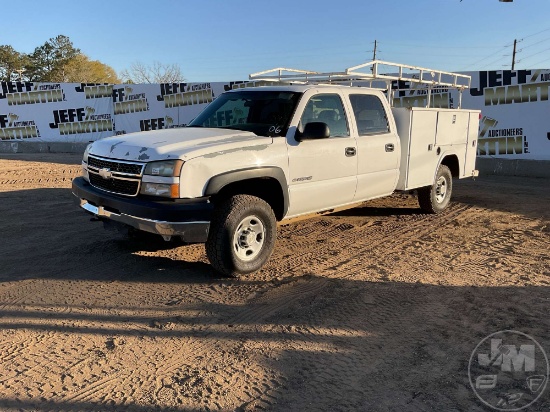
left=249, top=60, right=472, bottom=108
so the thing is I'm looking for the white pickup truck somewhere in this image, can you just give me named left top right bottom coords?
left=72, top=61, right=479, bottom=276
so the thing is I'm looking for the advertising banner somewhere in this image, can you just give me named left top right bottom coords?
left=0, top=81, right=229, bottom=143
left=390, top=69, right=550, bottom=160
left=466, top=69, right=550, bottom=160
left=1, top=70, right=550, bottom=160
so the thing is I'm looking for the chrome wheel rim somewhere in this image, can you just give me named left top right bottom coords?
left=435, top=176, right=448, bottom=203
left=232, top=215, right=265, bottom=261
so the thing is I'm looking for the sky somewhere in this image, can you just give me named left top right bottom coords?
left=2, top=0, right=550, bottom=82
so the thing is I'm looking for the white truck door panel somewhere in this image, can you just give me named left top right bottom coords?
left=286, top=91, right=358, bottom=217
left=464, top=112, right=479, bottom=177
left=287, top=137, right=358, bottom=216
left=347, top=92, right=400, bottom=201
left=393, top=108, right=439, bottom=190
left=407, top=110, right=439, bottom=189
left=436, top=111, right=470, bottom=178
left=436, top=111, right=469, bottom=146
left=354, top=133, right=399, bottom=200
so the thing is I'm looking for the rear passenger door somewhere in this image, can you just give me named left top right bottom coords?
left=347, top=92, right=400, bottom=201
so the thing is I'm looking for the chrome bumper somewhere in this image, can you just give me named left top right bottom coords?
left=76, top=196, right=210, bottom=243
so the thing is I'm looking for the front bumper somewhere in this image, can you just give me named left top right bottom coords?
left=72, top=177, right=212, bottom=242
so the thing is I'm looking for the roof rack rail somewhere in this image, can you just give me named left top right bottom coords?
left=249, top=60, right=471, bottom=108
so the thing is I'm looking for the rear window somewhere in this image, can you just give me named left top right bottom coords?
left=349, top=94, right=390, bottom=135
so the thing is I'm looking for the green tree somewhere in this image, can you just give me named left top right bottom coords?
left=0, top=45, right=27, bottom=81
left=1, top=35, right=120, bottom=83
left=27, top=35, right=80, bottom=81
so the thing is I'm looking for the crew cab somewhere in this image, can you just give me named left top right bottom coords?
left=72, top=61, right=479, bottom=276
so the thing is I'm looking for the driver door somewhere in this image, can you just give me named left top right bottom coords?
left=286, top=90, right=358, bottom=217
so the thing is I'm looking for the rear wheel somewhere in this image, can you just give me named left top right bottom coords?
left=206, top=195, right=276, bottom=277
left=418, top=165, right=453, bottom=214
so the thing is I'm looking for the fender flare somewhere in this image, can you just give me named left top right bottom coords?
left=204, top=166, right=289, bottom=217
left=433, top=151, right=461, bottom=183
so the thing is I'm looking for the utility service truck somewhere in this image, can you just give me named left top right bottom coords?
left=72, top=61, right=480, bottom=276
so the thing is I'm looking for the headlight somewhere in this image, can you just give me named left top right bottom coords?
left=144, top=160, right=184, bottom=177
left=82, top=143, right=92, bottom=182
left=140, top=182, right=179, bottom=198
left=83, top=143, right=92, bottom=164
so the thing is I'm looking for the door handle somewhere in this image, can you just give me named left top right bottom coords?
left=345, top=147, right=356, bottom=157
left=385, top=143, right=394, bottom=152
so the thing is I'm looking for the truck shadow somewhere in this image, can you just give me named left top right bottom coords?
left=0, top=187, right=220, bottom=283
left=1, top=182, right=547, bottom=285
left=0, top=187, right=427, bottom=283
left=330, top=176, right=550, bottom=222
left=331, top=205, right=422, bottom=217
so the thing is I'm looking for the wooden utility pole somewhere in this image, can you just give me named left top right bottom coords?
left=373, top=40, right=378, bottom=61
left=512, top=39, right=517, bottom=70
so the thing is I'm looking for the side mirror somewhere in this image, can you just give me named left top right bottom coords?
left=296, top=122, right=330, bottom=141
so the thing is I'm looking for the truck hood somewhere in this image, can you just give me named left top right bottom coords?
left=88, top=127, right=272, bottom=162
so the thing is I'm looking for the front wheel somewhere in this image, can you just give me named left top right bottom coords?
left=206, top=195, right=276, bottom=277
left=418, top=165, right=453, bottom=214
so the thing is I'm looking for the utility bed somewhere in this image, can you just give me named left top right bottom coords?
left=393, top=107, right=479, bottom=191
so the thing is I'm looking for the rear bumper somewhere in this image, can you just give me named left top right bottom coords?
left=72, top=177, right=212, bottom=242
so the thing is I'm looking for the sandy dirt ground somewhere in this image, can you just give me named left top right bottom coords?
left=0, top=153, right=548, bottom=412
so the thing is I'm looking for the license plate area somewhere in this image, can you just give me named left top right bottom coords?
left=81, top=201, right=99, bottom=215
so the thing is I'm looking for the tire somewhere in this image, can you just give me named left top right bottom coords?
left=418, top=165, right=453, bottom=214
left=206, top=195, right=277, bottom=277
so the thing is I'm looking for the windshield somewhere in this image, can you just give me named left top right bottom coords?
left=188, top=90, right=302, bottom=137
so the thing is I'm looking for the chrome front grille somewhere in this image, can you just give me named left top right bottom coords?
left=87, top=155, right=144, bottom=196
left=88, top=156, right=144, bottom=175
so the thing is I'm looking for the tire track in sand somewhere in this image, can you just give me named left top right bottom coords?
left=48, top=276, right=331, bottom=409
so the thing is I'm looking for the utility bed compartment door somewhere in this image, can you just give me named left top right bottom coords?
left=394, top=107, right=480, bottom=190
left=393, top=108, right=438, bottom=190
left=464, top=112, right=479, bottom=177
left=435, top=112, right=469, bottom=146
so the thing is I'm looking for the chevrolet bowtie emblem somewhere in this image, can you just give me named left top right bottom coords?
left=98, top=168, right=112, bottom=179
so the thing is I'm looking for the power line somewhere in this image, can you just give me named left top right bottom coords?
left=529, top=56, right=550, bottom=68
left=376, top=41, right=502, bottom=50
left=379, top=50, right=500, bottom=58
left=521, top=26, right=550, bottom=40
left=457, top=43, right=513, bottom=71
left=480, top=53, right=511, bottom=70
left=520, top=36, right=550, bottom=50
left=518, top=46, right=550, bottom=62
left=511, top=35, right=550, bottom=69
left=457, top=26, right=550, bottom=71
